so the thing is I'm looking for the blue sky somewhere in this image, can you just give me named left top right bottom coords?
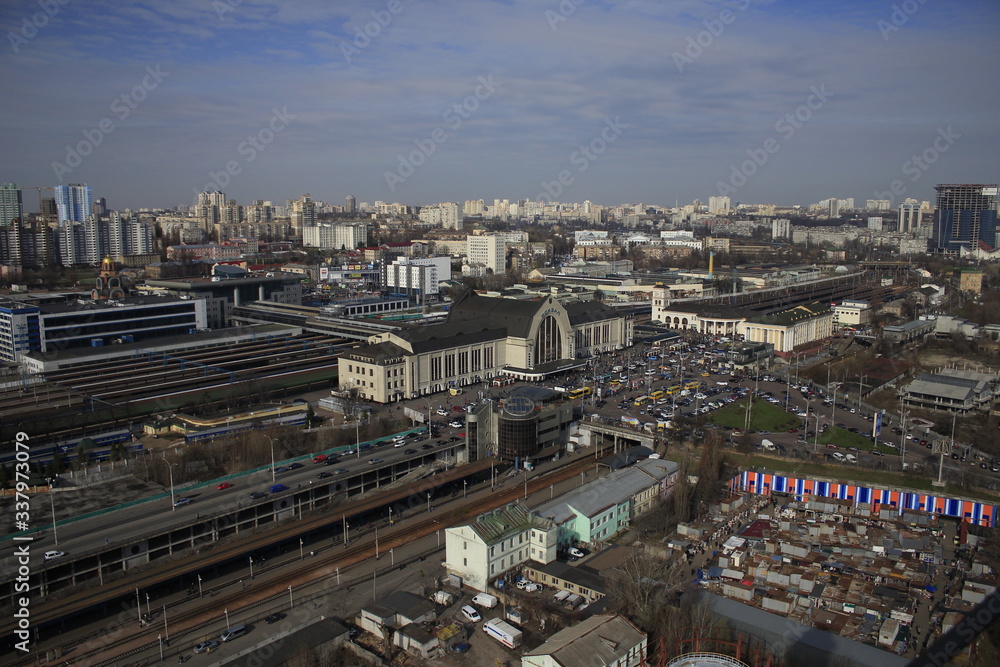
left=2, top=0, right=998, bottom=210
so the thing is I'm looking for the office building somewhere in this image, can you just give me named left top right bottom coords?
left=1, top=183, right=23, bottom=227
left=54, top=184, right=93, bottom=223
left=466, top=234, right=506, bottom=273
left=0, top=299, right=40, bottom=363
left=146, top=272, right=302, bottom=329
left=932, top=184, right=999, bottom=254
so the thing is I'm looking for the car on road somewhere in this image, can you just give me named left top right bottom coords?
left=274, top=465, right=289, bottom=474
left=452, top=405, right=464, bottom=411
left=193, top=640, right=219, bottom=654
left=216, top=482, right=233, bottom=490
left=44, top=550, right=65, bottom=560
left=287, top=463, right=303, bottom=470
left=264, top=613, right=286, bottom=624
left=317, top=472, right=332, bottom=479
left=404, top=448, right=417, bottom=454
left=249, top=491, right=267, bottom=500
left=173, top=497, right=192, bottom=507
left=268, top=484, right=289, bottom=493
left=421, top=444, right=434, bottom=450
left=368, top=458, right=384, bottom=465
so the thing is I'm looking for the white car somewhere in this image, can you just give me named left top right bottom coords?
left=44, top=550, right=66, bottom=560
left=436, top=408, right=449, bottom=416
left=569, top=547, right=585, bottom=558
left=460, top=605, right=481, bottom=623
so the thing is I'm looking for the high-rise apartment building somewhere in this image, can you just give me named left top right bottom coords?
left=827, top=199, right=840, bottom=218
left=708, top=196, right=731, bottom=215
left=1, top=183, right=23, bottom=227
left=466, top=234, right=505, bottom=273
left=898, top=202, right=923, bottom=233
left=345, top=195, right=357, bottom=214
left=866, top=199, right=891, bottom=211
left=867, top=217, right=883, bottom=231
left=302, top=222, right=368, bottom=250
left=771, top=218, right=791, bottom=240
left=419, top=202, right=461, bottom=229
left=54, top=184, right=93, bottom=223
left=932, top=184, right=999, bottom=254
left=291, top=194, right=316, bottom=237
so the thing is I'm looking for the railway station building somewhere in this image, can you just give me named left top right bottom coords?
left=337, top=291, right=632, bottom=403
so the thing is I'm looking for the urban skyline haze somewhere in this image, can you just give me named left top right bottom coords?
left=2, top=0, right=998, bottom=210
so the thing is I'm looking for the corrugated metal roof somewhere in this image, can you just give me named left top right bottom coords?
left=521, top=614, right=645, bottom=664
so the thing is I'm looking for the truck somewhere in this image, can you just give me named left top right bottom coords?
left=760, top=439, right=776, bottom=452
left=483, top=617, right=523, bottom=649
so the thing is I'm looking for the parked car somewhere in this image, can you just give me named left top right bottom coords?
left=460, top=605, right=481, bottom=623
left=264, top=613, right=286, bottom=624
left=193, top=640, right=219, bottom=654
left=453, top=642, right=471, bottom=653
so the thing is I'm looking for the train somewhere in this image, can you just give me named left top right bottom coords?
left=183, top=413, right=307, bottom=444
left=1, top=428, right=138, bottom=467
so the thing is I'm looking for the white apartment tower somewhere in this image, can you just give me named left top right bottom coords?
left=466, top=234, right=505, bottom=273
left=708, top=196, right=731, bottom=215
left=771, top=218, right=791, bottom=240
left=898, top=202, right=923, bottom=233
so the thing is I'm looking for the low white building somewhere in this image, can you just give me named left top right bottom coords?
left=521, top=614, right=647, bottom=667
left=444, top=502, right=557, bottom=592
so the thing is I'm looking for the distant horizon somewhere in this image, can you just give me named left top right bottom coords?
left=3, top=1, right=998, bottom=211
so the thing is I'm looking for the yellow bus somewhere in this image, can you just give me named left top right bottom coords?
left=633, top=395, right=650, bottom=407
left=665, top=385, right=683, bottom=396
left=567, top=387, right=592, bottom=399
left=685, top=380, right=702, bottom=391
left=650, top=390, right=665, bottom=401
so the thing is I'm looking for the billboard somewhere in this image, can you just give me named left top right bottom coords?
left=872, top=410, right=884, bottom=438
left=320, top=264, right=329, bottom=281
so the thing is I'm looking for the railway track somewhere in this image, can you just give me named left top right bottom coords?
left=7, top=454, right=596, bottom=666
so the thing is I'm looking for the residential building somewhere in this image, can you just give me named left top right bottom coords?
left=521, top=615, right=647, bottom=667
left=290, top=194, right=316, bottom=237
left=466, top=234, right=506, bottom=273
left=54, top=184, right=92, bottom=223
left=0, top=183, right=23, bottom=227
left=932, top=184, right=999, bottom=254
left=345, top=194, right=356, bottom=214
left=867, top=216, right=883, bottom=231
left=771, top=218, right=791, bottom=240
left=302, top=222, right=368, bottom=250
left=419, top=202, right=461, bottom=229
left=955, top=267, right=985, bottom=295
left=382, top=256, right=451, bottom=301
left=532, top=458, right=679, bottom=549
left=444, top=502, right=557, bottom=592
left=898, top=201, right=923, bottom=233
left=866, top=199, right=891, bottom=211
left=708, top=196, right=731, bottom=215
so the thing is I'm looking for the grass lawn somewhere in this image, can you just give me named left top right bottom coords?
left=734, top=453, right=1000, bottom=503
left=710, top=398, right=801, bottom=432
left=814, top=427, right=897, bottom=455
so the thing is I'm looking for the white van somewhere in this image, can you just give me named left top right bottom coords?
left=832, top=452, right=845, bottom=462
left=461, top=605, right=481, bottom=623
left=472, top=592, right=498, bottom=608
left=219, top=624, right=246, bottom=642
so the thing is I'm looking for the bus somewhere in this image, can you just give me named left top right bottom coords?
left=633, top=395, right=650, bottom=407
left=665, top=385, right=683, bottom=396
left=649, top=390, right=665, bottom=401
left=684, top=380, right=702, bottom=391
left=567, top=387, right=592, bottom=399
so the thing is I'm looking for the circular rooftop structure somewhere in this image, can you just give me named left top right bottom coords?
left=502, top=395, right=536, bottom=418
left=668, top=654, right=749, bottom=667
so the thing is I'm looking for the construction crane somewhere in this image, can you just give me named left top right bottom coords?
left=22, top=186, right=54, bottom=216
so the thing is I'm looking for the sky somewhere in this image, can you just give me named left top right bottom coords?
left=2, top=0, right=999, bottom=211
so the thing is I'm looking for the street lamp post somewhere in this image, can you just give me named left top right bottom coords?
left=249, top=556, right=254, bottom=579
left=47, top=479, right=59, bottom=545
left=262, top=434, right=277, bottom=482
left=163, top=460, right=178, bottom=512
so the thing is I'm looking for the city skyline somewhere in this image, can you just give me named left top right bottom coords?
left=2, top=0, right=998, bottom=210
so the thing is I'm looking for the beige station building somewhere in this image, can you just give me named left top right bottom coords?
left=337, top=291, right=634, bottom=403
